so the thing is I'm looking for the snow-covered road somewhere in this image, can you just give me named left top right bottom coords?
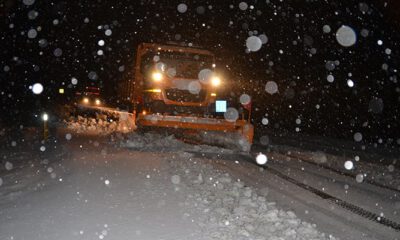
left=0, top=129, right=399, bottom=240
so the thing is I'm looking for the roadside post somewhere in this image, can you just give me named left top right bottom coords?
left=42, top=113, right=49, bottom=141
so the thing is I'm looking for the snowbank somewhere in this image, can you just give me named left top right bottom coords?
left=65, top=113, right=135, bottom=135
left=170, top=155, right=336, bottom=240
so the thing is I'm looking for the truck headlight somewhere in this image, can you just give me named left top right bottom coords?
left=95, top=99, right=101, bottom=105
left=83, top=97, right=89, bottom=104
left=211, top=76, right=221, bottom=87
left=152, top=72, right=163, bottom=82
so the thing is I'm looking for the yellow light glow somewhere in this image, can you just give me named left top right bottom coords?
left=142, top=110, right=147, bottom=115
left=59, top=88, right=64, bottom=94
left=145, top=89, right=162, bottom=93
left=95, top=99, right=101, bottom=105
left=83, top=97, right=89, bottom=104
left=211, top=93, right=217, bottom=97
left=152, top=72, right=163, bottom=82
left=211, top=76, right=221, bottom=87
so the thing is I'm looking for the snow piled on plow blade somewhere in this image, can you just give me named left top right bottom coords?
left=196, top=130, right=252, bottom=152
left=122, top=132, right=235, bottom=154
left=64, top=113, right=252, bottom=152
left=137, top=114, right=254, bottom=152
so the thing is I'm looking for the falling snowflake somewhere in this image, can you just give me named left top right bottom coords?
left=256, top=153, right=268, bottom=165
left=344, top=161, right=354, bottom=170
left=246, top=36, right=262, bottom=52
left=32, top=83, right=44, bottom=94
left=177, top=3, right=188, bottom=13
left=336, top=25, right=357, bottom=47
left=265, top=81, right=278, bottom=95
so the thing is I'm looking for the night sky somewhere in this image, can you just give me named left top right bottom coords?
left=1, top=0, right=399, bottom=145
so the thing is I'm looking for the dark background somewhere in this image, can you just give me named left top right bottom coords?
left=1, top=0, right=399, bottom=145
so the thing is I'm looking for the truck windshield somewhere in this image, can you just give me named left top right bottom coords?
left=141, top=51, right=214, bottom=79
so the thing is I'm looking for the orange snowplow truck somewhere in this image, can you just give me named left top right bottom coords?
left=120, top=43, right=254, bottom=149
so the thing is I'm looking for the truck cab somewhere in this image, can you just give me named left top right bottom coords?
left=129, top=43, right=223, bottom=116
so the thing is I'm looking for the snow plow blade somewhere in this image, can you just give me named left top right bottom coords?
left=137, top=114, right=254, bottom=151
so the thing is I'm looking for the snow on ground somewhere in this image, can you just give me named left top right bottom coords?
left=0, top=127, right=337, bottom=240
left=116, top=132, right=338, bottom=239
left=171, top=156, right=336, bottom=240
left=0, top=141, right=69, bottom=205
left=267, top=144, right=400, bottom=191
left=5, top=117, right=398, bottom=239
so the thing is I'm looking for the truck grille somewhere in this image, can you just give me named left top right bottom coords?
left=165, top=89, right=206, bottom=103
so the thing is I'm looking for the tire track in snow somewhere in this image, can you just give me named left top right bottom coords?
left=186, top=150, right=400, bottom=232
left=247, top=155, right=400, bottom=232
left=262, top=166, right=400, bottom=231
left=273, top=149, right=400, bottom=194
